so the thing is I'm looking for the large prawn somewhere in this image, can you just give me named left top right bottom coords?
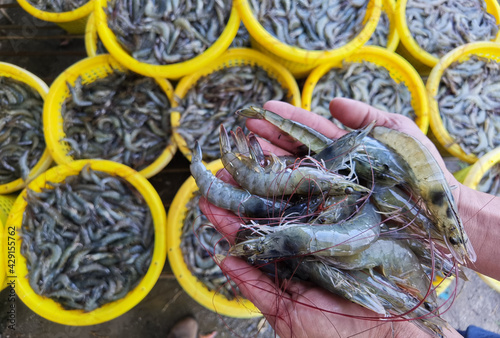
left=323, top=237, right=437, bottom=307
left=349, top=270, right=446, bottom=337
left=219, top=124, right=370, bottom=197
left=371, top=127, right=476, bottom=264
left=230, top=201, right=382, bottom=261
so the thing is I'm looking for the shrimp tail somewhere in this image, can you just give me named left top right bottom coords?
left=230, top=127, right=250, bottom=156
left=236, top=106, right=332, bottom=153
left=192, top=140, right=203, bottom=163
left=297, top=259, right=387, bottom=315
left=219, top=125, right=232, bottom=156
left=235, top=105, right=266, bottom=120
left=247, top=133, right=266, bottom=167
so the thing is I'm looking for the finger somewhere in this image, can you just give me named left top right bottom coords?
left=329, top=97, right=423, bottom=138
left=219, top=257, right=384, bottom=337
left=217, top=256, right=285, bottom=328
left=330, top=97, right=452, bottom=182
left=255, top=137, right=293, bottom=156
left=199, top=196, right=241, bottom=244
left=245, top=101, right=342, bottom=153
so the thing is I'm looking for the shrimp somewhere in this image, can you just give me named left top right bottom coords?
left=349, top=270, right=446, bottom=337
left=290, top=258, right=386, bottom=315
left=253, top=257, right=386, bottom=315
left=190, top=141, right=292, bottom=218
left=371, top=126, right=476, bottom=264
left=219, top=125, right=370, bottom=197
left=229, top=202, right=381, bottom=261
left=236, top=106, right=332, bottom=153
left=323, top=238, right=437, bottom=307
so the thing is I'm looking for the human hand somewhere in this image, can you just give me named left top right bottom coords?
left=200, top=195, right=432, bottom=338
left=199, top=98, right=464, bottom=337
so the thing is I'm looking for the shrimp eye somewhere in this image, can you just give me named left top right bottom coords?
left=424, top=302, right=434, bottom=312
left=345, top=187, right=354, bottom=194
left=448, top=237, right=461, bottom=245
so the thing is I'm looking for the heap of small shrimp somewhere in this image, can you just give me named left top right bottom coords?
left=189, top=106, right=476, bottom=337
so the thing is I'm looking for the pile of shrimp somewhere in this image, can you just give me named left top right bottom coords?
left=189, top=106, right=477, bottom=337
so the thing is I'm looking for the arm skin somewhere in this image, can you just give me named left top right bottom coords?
left=199, top=98, right=499, bottom=337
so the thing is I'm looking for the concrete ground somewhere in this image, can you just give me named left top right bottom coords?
left=1, top=2, right=500, bottom=337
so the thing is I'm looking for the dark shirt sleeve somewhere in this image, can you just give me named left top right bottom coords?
left=458, top=326, right=500, bottom=338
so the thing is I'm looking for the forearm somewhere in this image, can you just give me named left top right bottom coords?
left=458, top=184, right=500, bottom=280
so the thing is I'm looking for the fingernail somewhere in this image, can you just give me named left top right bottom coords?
left=213, top=254, right=226, bottom=264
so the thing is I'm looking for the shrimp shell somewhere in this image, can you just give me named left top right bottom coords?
left=371, top=126, right=476, bottom=263
left=323, top=238, right=436, bottom=306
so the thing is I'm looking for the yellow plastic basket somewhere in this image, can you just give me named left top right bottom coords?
left=16, top=0, right=93, bottom=34
left=427, top=42, right=500, bottom=164
left=43, top=54, right=177, bottom=178
left=1, top=194, right=16, bottom=290
left=0, top=62, right=52, bottom=195
left=171, top=47, right=301, bottom=162
left=396, top=0, right=500, bottom=69
left=84, top=12, right=99, bottom=57
left=302, top=46, right=429, bottom=134
left=368, top=0, right=399, bottom=52
left=94, top=0, right=240, bottom=79
left=463, top=147, right=500, bottom=190
left=235, top=0, right=382, bottom=78
left=5, top=159, right=167, bottom=325
left=384, top=0, right=399, bottom=52
left=167, top=159, right=261, bottom=318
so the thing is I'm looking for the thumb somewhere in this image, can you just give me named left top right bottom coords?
left=329, top=97, right=423, bottom=139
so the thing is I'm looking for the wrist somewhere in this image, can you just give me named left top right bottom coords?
left=457, top=183, right=500, bottom=279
